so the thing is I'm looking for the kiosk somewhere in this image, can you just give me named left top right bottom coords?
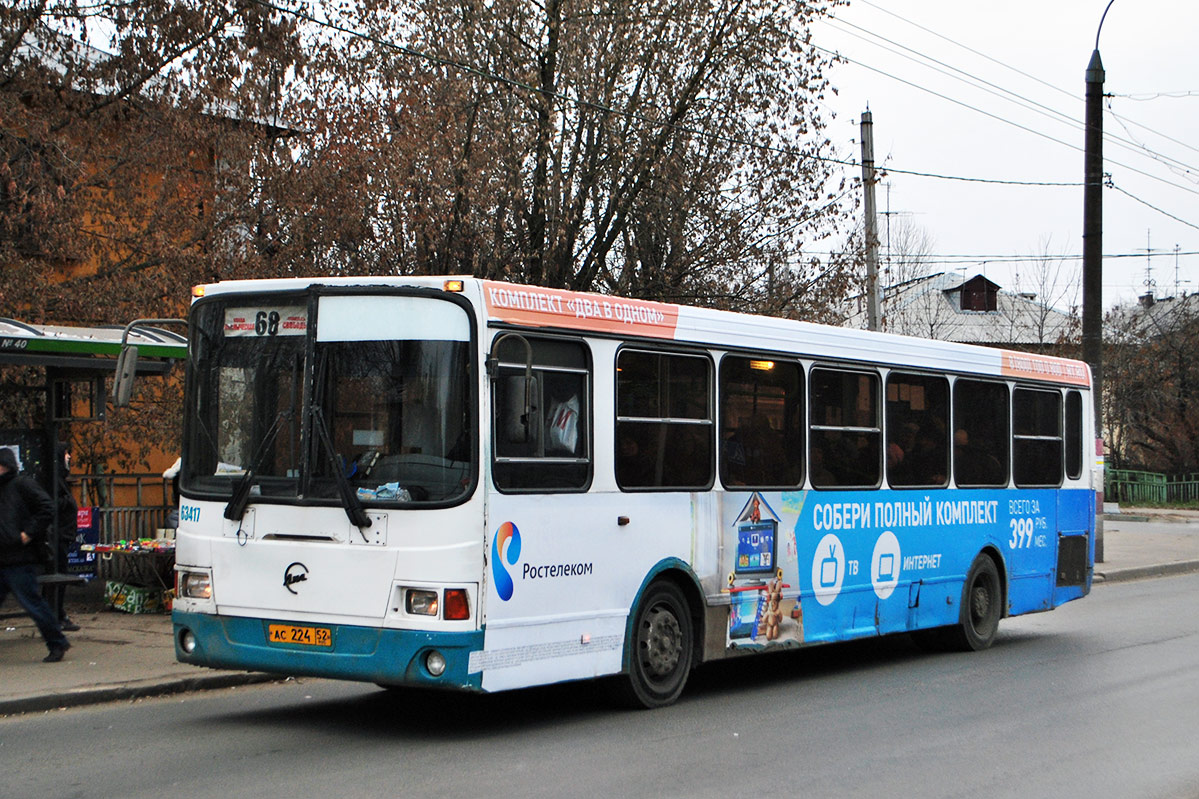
left=0, top=318, right=186, bottom=615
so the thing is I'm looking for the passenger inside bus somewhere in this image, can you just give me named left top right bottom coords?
left=954, top=428, right=1005, bottom=486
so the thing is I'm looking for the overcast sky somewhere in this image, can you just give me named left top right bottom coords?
left=812, top=0, right=1198, bottom=310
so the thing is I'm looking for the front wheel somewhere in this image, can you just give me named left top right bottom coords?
left=615, top=581, right=694, bottom=709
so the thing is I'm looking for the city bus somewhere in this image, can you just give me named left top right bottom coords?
left=171, top=276, right=1096, bottom=708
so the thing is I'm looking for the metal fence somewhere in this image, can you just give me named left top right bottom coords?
left=1105, top=469, right=1199, bottom=506
left=75, top=473, right=174, bottom=545
left=1170, top=473, right=1199, bottom=504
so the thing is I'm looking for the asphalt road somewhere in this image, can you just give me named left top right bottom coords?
left=4, top=574, right=1198, bottom=799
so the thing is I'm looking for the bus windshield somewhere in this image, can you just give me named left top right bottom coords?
left=182, top=292, right=474, bottom=506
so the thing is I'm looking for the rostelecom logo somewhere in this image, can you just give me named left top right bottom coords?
left=492, top=521, right=522, bottom=601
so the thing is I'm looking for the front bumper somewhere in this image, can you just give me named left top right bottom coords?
left=173, top=611, right=484, bottom=690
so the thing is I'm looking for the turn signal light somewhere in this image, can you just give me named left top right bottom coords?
left=443, top=588, right=470, bottom=620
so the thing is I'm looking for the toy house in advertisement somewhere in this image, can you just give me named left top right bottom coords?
left=724, top=492, right=804, bottom=649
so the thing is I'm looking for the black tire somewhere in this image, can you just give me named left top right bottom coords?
left=615, top=581, right=694, bottom=709
left=945, top=554, right=1003, bottom=652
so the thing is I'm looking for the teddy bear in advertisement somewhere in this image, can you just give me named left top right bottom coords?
left=760, top=570, right=784, bottom=641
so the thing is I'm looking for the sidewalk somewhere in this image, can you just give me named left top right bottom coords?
left=0, top=602, right=279, bottom=717
left=3, top=507, right=1198, bottom=717
left=1098, top=505, right=1199, bottom=582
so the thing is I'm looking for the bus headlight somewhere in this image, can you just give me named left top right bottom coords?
left=178, top=571, right=213, bottom=600
left=406, top=589, right=439, bottom=616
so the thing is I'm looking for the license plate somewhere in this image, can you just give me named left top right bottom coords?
left=268, top=623, right=332, bottom=647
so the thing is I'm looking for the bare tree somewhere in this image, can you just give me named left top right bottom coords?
left=876, top=217, right=958, bottom=338
left=1004, top=238, right=1080, bottom=351
left=380, top=0, right=854, bottom=303
left=1103, top=294, right=1199, bottom=473
left=881, top=214, right=935, bottom=287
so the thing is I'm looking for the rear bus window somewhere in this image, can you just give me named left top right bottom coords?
left=1066, top=390, right=1084, bottom=480
left=1013, top=387, right=1063, bottom=487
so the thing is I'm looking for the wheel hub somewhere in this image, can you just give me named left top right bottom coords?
left=971, top=583, right=991, bottom=625
left=640, top=605, right=682, bottom=678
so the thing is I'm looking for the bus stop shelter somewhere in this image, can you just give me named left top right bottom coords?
left=0, top=318, right=186, bottom=602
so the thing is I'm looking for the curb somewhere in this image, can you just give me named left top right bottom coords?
left=1104, top=512, right=1199, bottom=524
left=0, top=671, right=282, bottom=717
left=1094, top=559, right=1199, bottom=584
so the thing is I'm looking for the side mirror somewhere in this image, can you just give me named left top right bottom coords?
left=111, top=317, right=188, bottom=408
left=113, top=344, right=139, bottom=407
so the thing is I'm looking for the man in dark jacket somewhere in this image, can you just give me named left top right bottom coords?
left=0, top=447, right=71, bottom=662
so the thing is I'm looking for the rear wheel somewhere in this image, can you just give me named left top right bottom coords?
left=615, top=581, right=694, bottom=709
left=912, top=554, right=1003, bottom=652
left=947, top=554, right=1002, bottom=651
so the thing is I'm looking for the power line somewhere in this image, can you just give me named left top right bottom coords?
left=825, top=1, right=1199, bottom=230
left=823, top=18, right=1199, bottom=180
left=1110, top=184, right=1199, bottom=232
left=850, top=0, right=1079, bottom=104
left=1106, top=106, right=1199, bottom=159
left=1112, top=91, right=1199, bottom=101
left=1107, top=108, right=1199, bottom=184
left=817, top=43, right=1199, bottom=200
left=811, top=44, right=1095, bottom=154
left=876, top=165, right=1078, bottom=187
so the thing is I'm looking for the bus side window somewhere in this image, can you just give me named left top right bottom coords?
left=1065, top=390, right=1083, bottom=480
left=616, top=349, right=713, bottom=490
left=492, top=336, right=591, bottom=492
left=719, top=356, right=803, bottom=489
left=1013, top=387, right=1063, bottom=487
left=953, top=379, right=1009, bottom=487
left=886, top=372, right=949, bottom=489
left=809, top=367, right=881, bottom=489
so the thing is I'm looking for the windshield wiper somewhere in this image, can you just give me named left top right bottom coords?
left=310, top=405, right=373, bottom=535
left=224, top=410, right=290, bottom=521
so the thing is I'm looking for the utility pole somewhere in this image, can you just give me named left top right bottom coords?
left=1084, top=4, right=1112, bottom=562
left=861, top=110, right=881, bottom=331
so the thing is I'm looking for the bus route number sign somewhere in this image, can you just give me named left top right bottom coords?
left=268, top=623, right=332, bottom=647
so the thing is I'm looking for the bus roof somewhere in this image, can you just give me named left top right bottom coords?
left=192, top=276, right=1091, bottom=388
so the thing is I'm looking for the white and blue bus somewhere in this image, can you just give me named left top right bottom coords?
left=172, top=276, right=1096, bottom=707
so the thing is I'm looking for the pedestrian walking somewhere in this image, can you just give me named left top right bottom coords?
left=0, top=446, right=71, bottom=662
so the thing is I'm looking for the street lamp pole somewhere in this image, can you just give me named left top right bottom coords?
left=1084, top=1, right=1113, bottom=561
